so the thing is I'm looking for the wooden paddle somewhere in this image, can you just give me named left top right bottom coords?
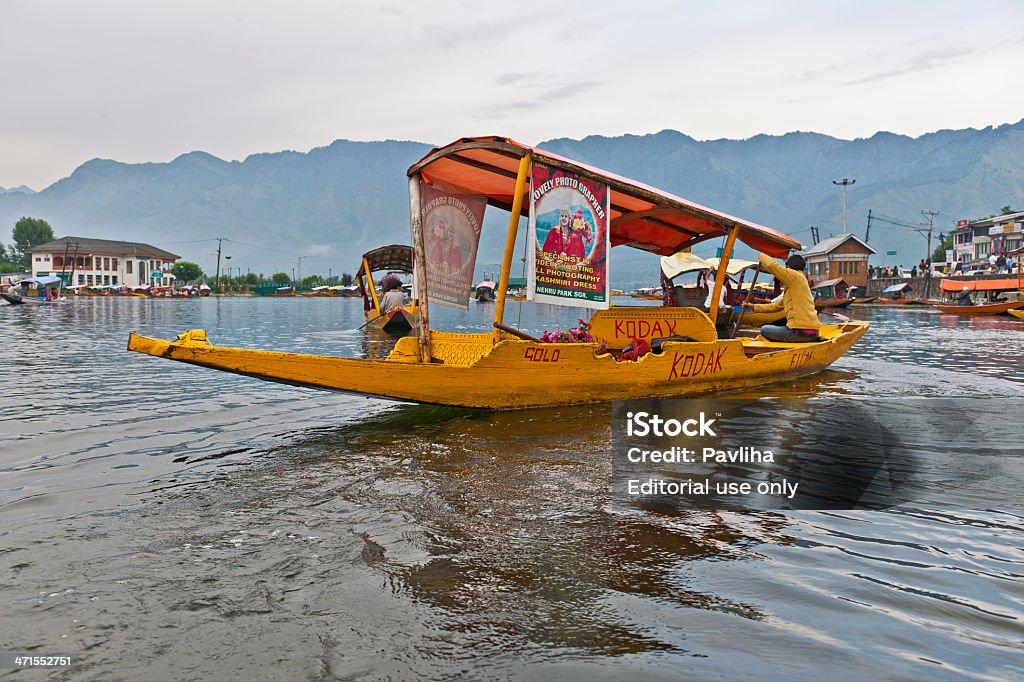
left=729, top=264, right=762, bottom=338
left=494, top=322, right=541, bottom=342
left=357, top=311, right=388, bottom=330
left=819, top=310, right=851, bottom=323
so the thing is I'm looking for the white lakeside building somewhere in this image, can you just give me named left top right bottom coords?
left=26, top=236, right=180, bottom=287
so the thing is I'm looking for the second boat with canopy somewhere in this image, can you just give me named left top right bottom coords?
left=128, top=136, right=869, bottom=409
left=357, top=244, right=419, bottom=333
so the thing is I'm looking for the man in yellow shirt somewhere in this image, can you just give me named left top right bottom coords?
left=742, top=252, right=820, bottom=342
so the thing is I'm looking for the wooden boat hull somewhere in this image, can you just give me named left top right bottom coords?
left=1, top=293, right=54, bottom=305
left=815, top=298, right=854, bottom=309
left=851, top=297, right=877, bottom=304
left=127, top=320, right=868, bottom=410
left=364, top=305, right=418, bottom=333
left=712, top=309, right=785, bottom=327
left=875, top=298, right=928, bottom=305
left=1009, top=309, right=1024, bottom=319
left=930, top=301, right=1024, bottom=315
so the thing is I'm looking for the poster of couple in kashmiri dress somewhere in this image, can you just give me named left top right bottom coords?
left=527, top=162, right=611, bottom=309
left=421, top=179, right=487, bottom=309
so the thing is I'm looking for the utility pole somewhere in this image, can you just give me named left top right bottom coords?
left=921, top=209, right=939, bottom=298
left=214, top=237, right=225, bottom=291
left=865, top=209, right=873, bottom=243
left=60, top=241, right=71, bottom=285
left=67, top=241, right=80, bottom=287
left=810, top=226, right=820, bottom=245
left=296, top=256, right=307, bottom=285
left=832, top=178, right=856, bottom=233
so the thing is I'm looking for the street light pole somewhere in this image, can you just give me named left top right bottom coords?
left=832, top=178, right=856, bottom=233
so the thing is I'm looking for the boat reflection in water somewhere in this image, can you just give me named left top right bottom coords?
left=3, top=297, right=1023, bottom=678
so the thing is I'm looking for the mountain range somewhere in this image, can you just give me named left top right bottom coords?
left=2, top=121, right=1022, bottom=286
left=0, top=185, right=36, bottom=195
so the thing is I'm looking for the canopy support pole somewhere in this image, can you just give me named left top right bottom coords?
left=409, top=173, right=431, bottom=362
left=708, top=226, right=740, bottom=326
left=493, top=153, right=532, bottom=342
left=362, top=257, right=381, bottom=314
left=729, top=264, right=761, bottom=338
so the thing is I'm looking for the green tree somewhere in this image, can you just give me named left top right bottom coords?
left=12, top=217, right=55, bottom=268
left=341, top=272, right=353, bottom=286
left=171, top=260, right=205, bottom=284
left=301, top=274, right=320, bottom=287
left=271, top=272, right=291, bottom=283
left=932, top=233, right=953, bottom=263
left=1000, top=205, right=1014, bottom=215
left=240, top=272, right=258, bottom=285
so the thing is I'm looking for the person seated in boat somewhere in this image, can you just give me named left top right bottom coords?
left=701, top=267, right=728, bottom=311
left=379, top=277, right=407, bottom=313
left=742, top=253, right=820, bottom=343
left=956, top=286, right=973, bottom=306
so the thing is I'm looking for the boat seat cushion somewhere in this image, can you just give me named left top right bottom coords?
left=620, top=335, right=698, bottom=359
left=650, top=335, right=698, bottom=353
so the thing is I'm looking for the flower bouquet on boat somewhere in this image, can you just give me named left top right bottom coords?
left=127, top=136, right=869, bottom=409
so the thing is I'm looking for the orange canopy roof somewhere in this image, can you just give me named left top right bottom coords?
left=407, top=136, right=802, bottom=258
left=940, top=278, right=1022, bottom=292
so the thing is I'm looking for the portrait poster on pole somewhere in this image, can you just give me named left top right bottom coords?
left=527, top=162, right=610, bottom=309
left=420, top=179, right=487, bottom=310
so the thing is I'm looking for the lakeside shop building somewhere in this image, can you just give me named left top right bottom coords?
left=26, top=236, right=180, bottom=287
left=801, top=233, right=875, bottom=288
left=951, top=212, right=1024, bottom=266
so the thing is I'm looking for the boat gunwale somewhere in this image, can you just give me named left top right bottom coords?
left=127, top=319, right=868, bottom=405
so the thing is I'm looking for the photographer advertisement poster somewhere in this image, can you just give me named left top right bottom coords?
left=421, top=179, right=487, bottom=310
left=527, top=162, right=610, bottom=309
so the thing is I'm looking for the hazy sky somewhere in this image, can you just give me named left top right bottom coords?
left=3, top=0, right=1024, bottom=190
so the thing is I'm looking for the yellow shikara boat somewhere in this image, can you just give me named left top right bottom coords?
left=356, top=244, right=419, bottom=334
left=127, top=136, right=869, bottom=409
left=1009, top=309, right=1024, bottom=319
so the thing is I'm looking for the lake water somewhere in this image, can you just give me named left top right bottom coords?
left=1, top=297, right=1022, bottom=680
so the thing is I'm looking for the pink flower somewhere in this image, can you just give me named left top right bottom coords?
left=541, top=319, right=594, bottom=344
